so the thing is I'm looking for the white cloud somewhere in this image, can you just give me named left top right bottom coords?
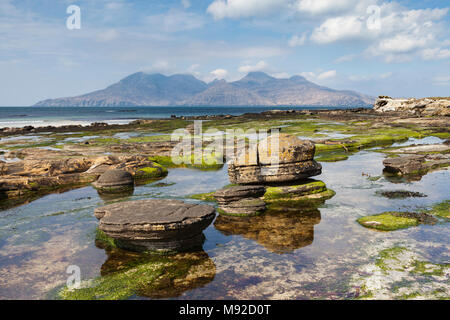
left=238, top=60, right=269, bottom=73
left=432, top=76, right=450, bottom=86
left=288, top=33, right=307, bottom=47
left=181, top=0, right=191, bottom=9
left=210, top=68, right=228, bottom=79
left=380, top=72, right=392, bottom=79
left=105, top=2, right=125, bottom=10
left=146, top=10, right=205, bottom=32
left=334, top=54, right=358, bottom=63
left=311, top=15, right=366, bottom=44
left=296, top=0, right=357, bottom=15
left=272, top=72, right=290, bottom=78
left=143, top=60, right=175, bottom=73
left=421, top=48, right=450, bottom=60
left=317, top=70, right=336, bottom=80
left=207, top=0, right=287, bottom=19
left=96, top=29, right=119, bottom=42
left=300, top=70, right=337, bottom=81
left=310, top=3, right=449, bottom=62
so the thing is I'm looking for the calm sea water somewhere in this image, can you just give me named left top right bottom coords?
left=0, top=106, right=364, bottom=128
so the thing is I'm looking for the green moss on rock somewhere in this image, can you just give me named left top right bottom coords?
left=357, top=213, right=419, bottom=231
left=429, top=200, right=450, bottom=218
left=58, top=251, right=215, bottom=300
left=187, top=192, right=216, bottom=202
left=135, top=163, right=168, bottom=180
left=263, top=180, right=335, bottom=209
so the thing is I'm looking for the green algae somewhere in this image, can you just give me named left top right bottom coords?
left=263, top=180, right=335, bottom=209
left=216, top=208, right=264, bottom=217
left=95, top=229, right=118, bottom=249
left=149, top=153, right=224, bottom=171
left=188, top=192, right=216, bottom=202
left=358, top=200, right=449, bottom=232
left=315, top=153, right=349, bottom=162
left=135, top=163, right=168, bottom=180
left=263, top=180, right=327, bottom=201
left=429, top=200, right=450, bottom=218
left=58, top=249, right=215, bottom=300
left=357, top=213, right=419, bottom=231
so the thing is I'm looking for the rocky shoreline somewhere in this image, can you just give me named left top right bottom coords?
left=1, top=106, right=449, bottom=210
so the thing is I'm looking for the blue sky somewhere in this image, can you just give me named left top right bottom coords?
left=0, top=0, right=449, bottom=105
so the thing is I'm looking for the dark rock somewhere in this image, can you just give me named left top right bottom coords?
left=214, top=185, right=266, bottom=216
left=375, top=190, right=427, bottom=199
left=92, top=169, right=134, bottom=193
left=213, top=185, right=266, bottom=203
left=94, top=199, right=216, bottom=252
left=217, top=198, right=266, bottom=216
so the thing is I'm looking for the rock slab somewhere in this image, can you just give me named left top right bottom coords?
left=95, top=199, right=216, bottom=252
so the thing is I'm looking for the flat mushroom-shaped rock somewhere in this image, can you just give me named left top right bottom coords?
left=95, top=199, right=216, bottom=252
left=92, top=169, right=134, bottom=193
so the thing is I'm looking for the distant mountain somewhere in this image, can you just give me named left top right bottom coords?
left=34, top=71, right=374, bottom=107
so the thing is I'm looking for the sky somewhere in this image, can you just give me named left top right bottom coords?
left=0, top=0, right=449, bottom=106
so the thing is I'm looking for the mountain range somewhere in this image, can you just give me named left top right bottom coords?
left=34, top=71, right=374, bottom=107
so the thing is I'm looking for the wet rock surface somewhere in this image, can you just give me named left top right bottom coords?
left=94, top=199, right=216, bottom=252
left=92, top=169, right=134, bottom=193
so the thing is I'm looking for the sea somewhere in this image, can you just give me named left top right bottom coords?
left=0, top=106, right=368, bottom=129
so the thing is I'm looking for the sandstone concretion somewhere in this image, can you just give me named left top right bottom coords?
left=214, top=185, right=266, bottom=216
left=228, top=134, right=322, bottom=184
left=92, top=169, right=134, bottom=193
left=94, top=199, right=216, bottom=252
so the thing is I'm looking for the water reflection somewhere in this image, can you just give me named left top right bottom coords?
left=94, top=241, right=216, bottom=299
left=214, top=208, right=321, bottom=254
left=96, top=188, right=134, bottom=201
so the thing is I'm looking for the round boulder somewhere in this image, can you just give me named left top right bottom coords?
left=94, top=199, right=216, bottom=252
left=92, top=169, right=134, bottom=193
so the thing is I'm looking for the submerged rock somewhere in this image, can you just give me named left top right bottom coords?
left=375, top=190, right=427, bottom=199
left=94, top=199, right=216, bottom=253
left=228, top=134, right=322, bottom=184
left=92, top=169, right=134, bottom=193
left=59, top=246, right=216, bottom=300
